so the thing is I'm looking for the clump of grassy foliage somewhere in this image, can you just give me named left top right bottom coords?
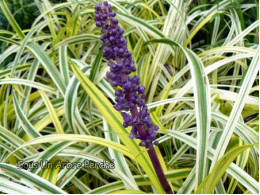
left=0, top=0, right=259, bottom=194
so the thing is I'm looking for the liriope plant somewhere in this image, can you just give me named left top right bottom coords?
left=0, top=0, right=259, bottom=194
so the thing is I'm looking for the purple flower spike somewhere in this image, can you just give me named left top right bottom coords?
left=95, top=1, right=159, bottom=149
left=95, top=2, right=173, bottom=193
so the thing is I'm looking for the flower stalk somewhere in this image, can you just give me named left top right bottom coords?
left=94, top=1, right=173, bottom=193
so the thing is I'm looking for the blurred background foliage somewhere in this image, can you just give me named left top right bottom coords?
left=0, top=0, right=65, bottom=30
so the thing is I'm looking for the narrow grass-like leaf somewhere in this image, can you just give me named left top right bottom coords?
left=39, top=90, right=64, bottom=134
left=0, top=177, right=44, bottom=194
left=195, top=144, right=255, bottom=194
left=13, top=93, right=41, bottom=138
left=210, top=47, right=259, bottom=168
left=0, top=0, right=25, bottom=39
left=0, top=78, right=56, bottom=94
left=26, top=42, right=66, bottom=95
left=59, top=45, right=70, bottom=85
left=13, top=134, right=134, bottom=160
left=146, top=38, right=211, bottom=188
left=0, top=163, right=66, bottom=194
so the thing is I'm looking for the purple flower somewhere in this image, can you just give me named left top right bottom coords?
left=95, top=1, right=158, bottom=148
